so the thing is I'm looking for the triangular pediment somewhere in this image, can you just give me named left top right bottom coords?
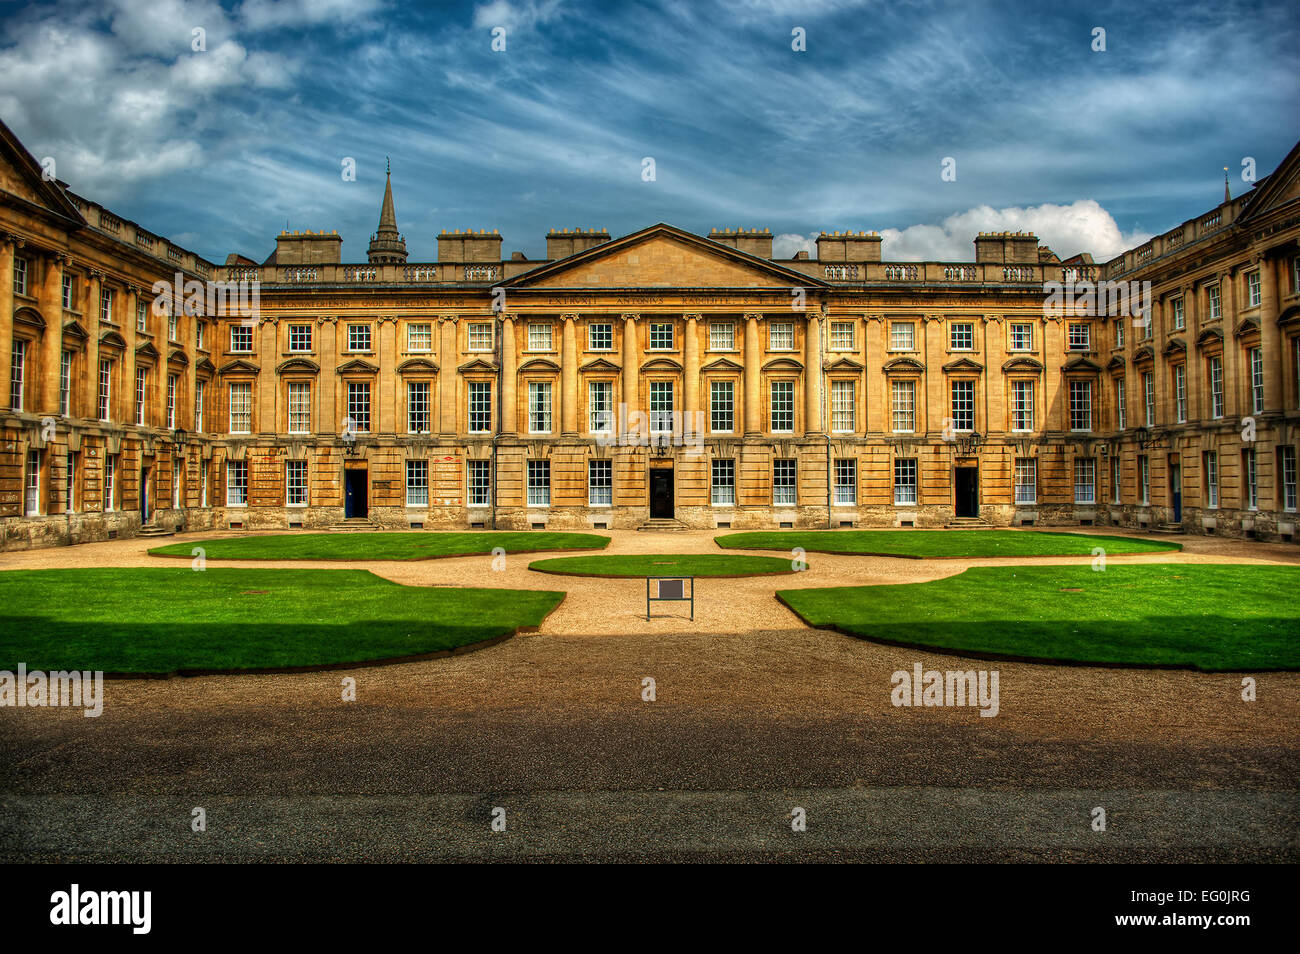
left=396, top=357, right=438, bottom=374
left=1063, top=355, right=1102, bottom=373
left=0, top=117, right=86, bottom=227
left=701, top=357, right=744, bottom=373
left=1196, top=327, right=1224, bottom=348
left=825, top=356, right=864, bottom=371
left=1106, top=355, right=1126, bottom=372
left=196, top=357, right=216, bottom=374
left=942, top=357, right=984, bottom=374
left=1233, top=316, right=1260, bottom=338
left=218, top=358, right=259, bottom=375
left=458, top=357, right=498, bottom=373
left=1237, top=138, right=1300, bottom=225
left=1162, top=337, right=1187, bottom=356
left=502, top=223, right=830, bottom=290
left=62, top=319, right=88, bottom=341
left=134, top=341, right=160, bottom=361
left=336, top=357, right=378, bottom=374
left=580, top=357, right=621, bottom=373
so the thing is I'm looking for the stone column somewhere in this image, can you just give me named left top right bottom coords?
left=438, top=316, right=457, bottom=436
left=621, top=314, right=639, bottom=420
left=743, top=313, right=761, bottom=435
left=500, top=314, right=517, bottom=436
left=561, top=314, right=578, bottom=436
left=1258, top=255, right=1282, bottom=410
left=804, top=311, right=822, bottom=434
left=0, top=237, right=13, bottom=408
left=683, top=314, right=700, bottom=415
left=85, top=272, right=102, bottom=421
left=38, top=253, right=65, bottom=414
left=1219, top=271, right=1240, bottom=420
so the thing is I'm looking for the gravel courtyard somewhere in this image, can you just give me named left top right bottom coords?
left=1, top=529, right=1297, bottom=862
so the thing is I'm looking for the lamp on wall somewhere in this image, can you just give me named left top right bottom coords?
left=955, top=430, right=984, bottom=456
left=172, top=428, right=188, bottom=451
left=652, top=433, right=671, bottom=458
left=1133, top=425, right=1160, bottom=449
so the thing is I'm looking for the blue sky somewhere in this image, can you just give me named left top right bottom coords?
left=1, top=0, right=1297, bottom=265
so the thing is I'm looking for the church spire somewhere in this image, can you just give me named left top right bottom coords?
left=1224, top=166, right=1231, bottom=204
left=368, top=159, right=408, bottom=263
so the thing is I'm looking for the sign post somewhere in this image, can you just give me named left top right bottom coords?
left=646, top=576, right=694, bottom=621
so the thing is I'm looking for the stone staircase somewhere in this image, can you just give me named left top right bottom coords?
left=1151, top=522, right=1187, bottom=534
left=945, top=516, right=991, bottom=529
left=137, top=522, right=175, bottom=539
left=636, top=517, right=692, bottom=532
left=328, top=517, right=378, bottom=532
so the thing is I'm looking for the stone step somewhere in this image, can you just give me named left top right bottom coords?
left=637, top=518, right=691, bottom=532
left=1151, top=523, right=1187, bottom=534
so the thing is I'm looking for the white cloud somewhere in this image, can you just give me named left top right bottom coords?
left=472, top=0, right=568, bottom=33
left=239, top=0, right=387, bottom=31
left=773, top=232, right=817, bottom=258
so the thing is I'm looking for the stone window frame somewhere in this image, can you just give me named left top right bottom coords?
left=708, top=377, right=736, bottom=434
left=284, top=378, right=313, bottom=435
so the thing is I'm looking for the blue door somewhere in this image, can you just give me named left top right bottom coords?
left=1171, top=464, right=1182, bottom=523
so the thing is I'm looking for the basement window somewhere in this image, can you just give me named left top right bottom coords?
left=593, top=522, right=607, bottom=530
left=839, top=521, right=854, bottom=528
left=1020, top=518, right=1035, bottom=526
left=107, top=530, right=118, bottom=540
left=531, top=522, right=546, bottom=530
left=1079, top=518, right=1093, bottom=527
left=409, top=522, right=423, bottom=530
left=900, top=520, right=915, bottom=528
left=716, top=521, right=731, bottom=529
left=289, top=521, right=303, bottom=529
left=470, top=522, right=486, bottom=529
left=228, top=521, right=244, bottom=530
left=780, top=521, right=793, bottom=529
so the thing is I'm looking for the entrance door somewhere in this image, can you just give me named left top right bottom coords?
left=954, top=466, right=979, bottom=518
left=140, top=466, right=151, bottom=523
left=1171, top=463, right=1182, bottom=523
left=649, top=467, right=674, bottom=518
left=345, top=468, right=369, bottom=518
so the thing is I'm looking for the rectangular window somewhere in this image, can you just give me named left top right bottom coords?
left=404, top=322, right=431, bottom=352
left=589, top=381, right=612, bottom=433
left=66, top=451, right=77, bottom=513
left=407, top=381, right=429, bottom=433
left=835, top=458, right=857, bottom=506
left=136, top=300, right=147, bottom=333
left=9, top=339, right=25, bottom=410
left=1139, top=455, right=1150, bottom=505
left=1250, top=347, right=1264, bottom=414
left=226, top=460, right=247, bottom=507
left=98, top=360, right=112, bottom=421
left=588, top=459, right=612, bottom=506
left=830, top=321, right=855, bottom=350
left=890, top=321, right=914, bottom=351
left=1009, top=323, right=1032, bottom=351
left=527, top=460, right=550, bottom=507
left=649, top=322, right=674, bottom=350
left=949, top=322, right=974, bottom=350
left=1243, top=449, right=1258, bottom=510
left=709, top=322, right=734, bottom=351
left=1143, top=372, right=1155, bottom=426
left=196, top=322, right=206, bottom=351
left=649, top=381, right=675, bottom=433
left=168, top=312, right=178, bottom=342
left=772, top=459, right=797, bottom=506
left=228, top=381, right=251, bottom=433
left=201, top=462, right=208, bottom=507
left=166, top=374, right=177, bottom=428
left=100, top=288, right=113, bottom=323
left=529, top=381, right=553, bottom=433
left=287, top=459, right=308, bottom=507
left=24, top=449, right=40, bottom=516
left=288, top=324, right=313, bottom=352
left=711, top=458, right=736, bottom=506
left=1174, top=365, right=1187, bottom=423
left=831, top=380, right=855, bottom=432
left=347, top=324, right=371, bottom=352
left=769, top=381, right=794, bottom=433
left=1011, top=380, right=1034, bottom=431
left=1173, top=297, right=1185, bottom=330
left=1068, top=322, right=1091, bottom=350
left=587, top=322, right=612, bottom=351
left=768, top=322, right=794, bottom=350
left=891, top=379, right=915, bottom=433
left=710, top=380, right=734, bottom=433
left=468, top=460, right=491, bottom=507
left=528, top=322, right=553, bottom=351
left=1069, top=380, right=1092, bottom=431
left=468, top=381, right=492, bottom=433
left=62, top=273, right=73, bottom=310
left=195, top=381, right=205, bottom=431
left=1209, top=356, right=1224, bottom=418
left=1014, top=457, right=1036, bottom=505
left=1115, top=319, right=1124, bottom=350
left=59, top=350, right=71, bottom=416
left=1074, top=458, right=1096, bottom=504
left=950, top=380, right=974, bottom=431
left=135, top=367, right=147, bottom=426
left=288, top=381, right=312, bottom=434
left=405, top=460, right=428, bottom=507
left=1246, top=270, right=1262, bottom=307
left=465, top=322, right=492, bottom=352
left=1116, top=378, right=1126, bottom=430
left=347, top=381, right=371, bottom=433
left=230, top=324, right=252, bottom=352
left=13, top=257, right=27, bottom=296
left=103, top=455, right=116, bottom=512
left=1204, top=450, right=1218, bottom=509
left=1281, top=446, right=1297, bottom=512
left=1110, top=457, right=1122, bottom=504
left=1207, top=284, right=1221, bottom=321
left=893, top=458, right=917, bottom=505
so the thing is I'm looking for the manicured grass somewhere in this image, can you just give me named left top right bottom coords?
left=778, top=564, right=1300, bottom=670
left=149, top=531, right=609, bottom=562
left=0, top=568, right=564, bottom=673
left=716, top=529, right=1181, bottom=559
left=529, top=553, right=801, bottom=577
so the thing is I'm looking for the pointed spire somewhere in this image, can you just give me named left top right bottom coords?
left=1224, top=166, right=1231, bottom=203
left=368, top=159, right=407, bottom=263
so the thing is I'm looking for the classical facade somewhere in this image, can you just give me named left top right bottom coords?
left=3, top=116, right=1300, bottom=549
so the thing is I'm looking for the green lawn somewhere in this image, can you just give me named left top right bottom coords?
left=529, top=553, right=802, bottom=577
left=149, top=531, right=609, bottom=562
left=778, top=564, right=1300, bottom=670
left=717, top=529, right=1181, bottom=559
left=0, top=568, right=564, bottom=673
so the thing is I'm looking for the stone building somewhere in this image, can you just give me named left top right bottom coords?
left=3, top=116, right=1298, bottom=549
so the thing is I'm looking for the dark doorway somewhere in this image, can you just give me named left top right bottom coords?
left=345, top=468, right=369, bottom=518
left=649, top=467, right=674, bottom=518
left=954, top=466, right=979, bottom=518
left=1170, top=463, right=1182, bottom=523
left=140, top=466, right=151, bottom=523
